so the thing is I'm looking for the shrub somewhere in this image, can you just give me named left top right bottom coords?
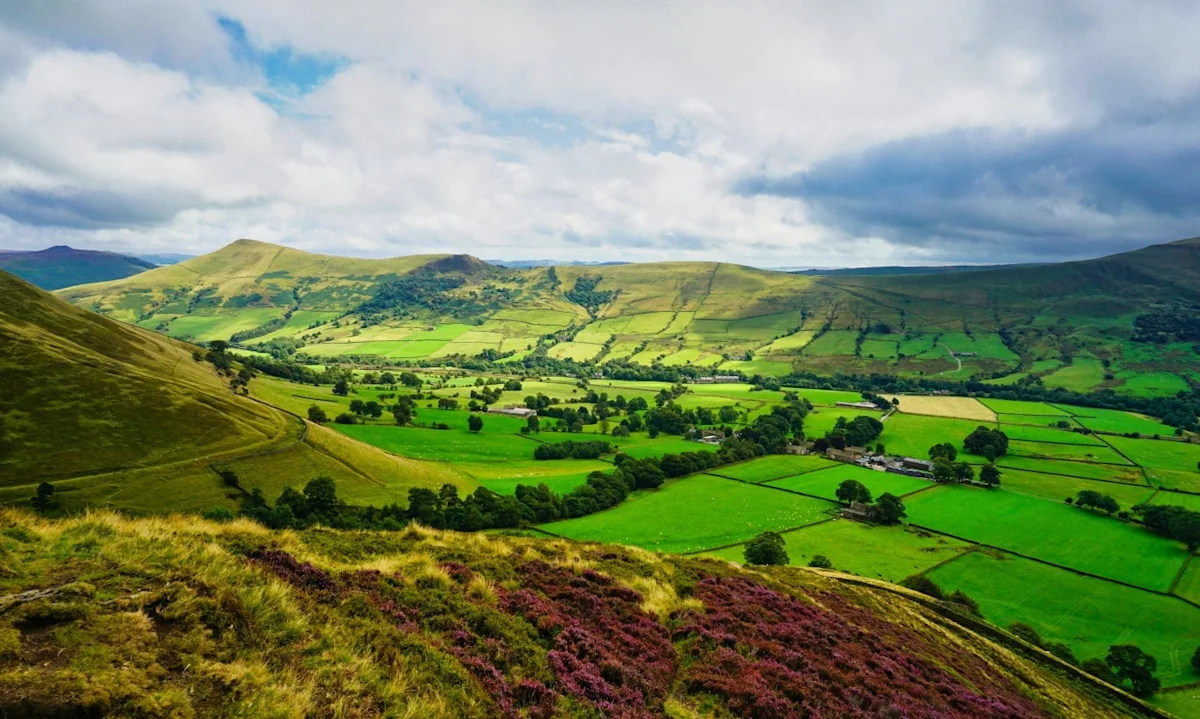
left=807, top=555, right=833, bottom=569
left=202, top=506, right=235, bottom=523
left=901, top=575, right=944, bottom=600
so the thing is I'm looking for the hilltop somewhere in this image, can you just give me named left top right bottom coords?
left=0, top=245, right=155, bottom=290
left=0, top=509, right=1157, bottom=718
left=56, top=236, right=1200, bottom=397
left=0, top=269, right=472, bottom=513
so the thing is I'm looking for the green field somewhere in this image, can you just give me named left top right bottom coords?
left=1106, top=437, right=1200, bottom=491
left=767, top=463, right=933, bottom=500
left=709, top=454, right=835, bottom=483
left=997, top=422, right=1104, bottom=445
left=997, top=468, right=1156, bottom=506
left=707, top=520, right=972, bottom=581
left=876, top=414, right=995, bottom=459
left=905, top=485, right=1186, bottom=591
left=1065, top=407, right=1179, bottom=436
left=1006, top=439, right=1132, bottom=465
left=543, top=474, right=836, bottom=553
left=996, top=455, right=1146, bottom=483
left=1042, top=357, right=1108, bottom=392
left=929, top=551, right=1200, bottom=688
left=979, top=398, right=1071, bottom=416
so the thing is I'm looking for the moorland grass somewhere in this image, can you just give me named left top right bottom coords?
left=905, top=485, right=1185, bottom=591
left=543, top=474, right=836, bottom=553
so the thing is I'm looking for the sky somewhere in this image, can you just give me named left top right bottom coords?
left=0, top=1, right=1198, bottom=268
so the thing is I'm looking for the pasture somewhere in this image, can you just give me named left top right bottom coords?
left=707, top=520, right=971, bottom=582
left=928, top=551, right=1200, bottom=689
left=904, top=485, right=1186, bottom=591
left=543, top=474, right=836, bottom=553
left=767, top=463, right=933, bottom=501
left=708, top=454, right=835, bottom=483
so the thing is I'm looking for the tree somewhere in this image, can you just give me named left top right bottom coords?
left=808, top=555, right=833, bottom=569
left=963, top=426, right=1009, bottom=458
left=30, top=482, right=56, bottom=513
left=216, top=469, right=240, bottom=488
left=744, top=531, right=789, bottom=566
left=468, top=415, right=484, bottom=433
left=333, top=378, right=349, bottom=396
left=1192, top=645, right=1200, bottom=675
left=349, top=399, right=365, bottom=415
left=392, top=403, right=412, bottom=426
left=932, top=458, right=956, bottom=483
left=929, top=442, right=957, bottom=461
left=835, top=479, right=872, bottom=504
left=1105, top=645, right=1160, bottom=697
left=527, top=414, right=540, bottom=433
left=304, top=476, right=339, bottom=519
left=979, top=464, right=1002, bottom=487
left=334, top=412, right=357, bottom=424
left=718, top=405, right=739, bottom=423
left=307, top=405, right=328, bottom=424
left=1081, top=658, right=1117, bottom=684
left=202, top=506, right=235, bottom=523
left=612, top=425, right=630, bottom=438
left=953, top=461, right=974, bottom=482
left=872, top=493, right=907, bottom=524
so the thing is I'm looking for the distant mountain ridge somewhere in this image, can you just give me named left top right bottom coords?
left=0, top=244, right=155, bottom=290
left=54, top=236, right=1200, bottom=393
left=787, top=263, right=1042, bottom=276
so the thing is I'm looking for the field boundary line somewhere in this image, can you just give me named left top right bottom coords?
left=1091, top=431, right=1153, bottom=484
left=742, top=463, right=844, bottom=484
left=679, top=517, right=837, bottom=556
left=992, top=464, right=1154, bottom=489
left=1006, top=451, right=1136, bottom=468
left=905, top=522, right=1184, bottom=598
left=701, top=472, right=842, bottom=505
left=1169, top=554, right=1193, bottom=595
left=914, top=544, right=979, bottom=577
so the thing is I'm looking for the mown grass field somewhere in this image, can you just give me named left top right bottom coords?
left=543, top=474, right=836, bottom=553
left=905, top=485, right=1186, bottom=591
left=928, top=551, right=1200, bottom=689
left=706, top=520, right=972, bottom=581
left=708, top=454, right=834, bottom=483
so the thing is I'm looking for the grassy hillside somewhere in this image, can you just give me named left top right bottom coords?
left=0, top=245, right=154, bottom=290
left=0, top=269, right=471, bottom=512
left=57, top=237, right=1200, bottom=391
left=0, top=509, right=1157, bottom=718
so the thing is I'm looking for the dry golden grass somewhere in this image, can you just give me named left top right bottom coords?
left=895, top=394, right=997, bottom=421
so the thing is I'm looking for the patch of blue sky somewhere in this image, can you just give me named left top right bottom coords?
left=217, top=16, right=345, bottom=103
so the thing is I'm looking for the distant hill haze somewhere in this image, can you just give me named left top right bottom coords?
left=54, top=236, right=1200, bottom=391
left=0, top=245, right=155, bottom=290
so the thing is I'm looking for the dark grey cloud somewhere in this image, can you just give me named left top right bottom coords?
left=0, top=186, right=189, bottom=229
left=738, top=102, right=1200, bottom=263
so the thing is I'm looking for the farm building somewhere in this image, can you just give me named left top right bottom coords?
left=487, top=406, right=537, bottom=419
left=827, top=447, right=867, bottom=463
left=901, top=457, right=934, bottom=472
left=835, top=401, right=879, bottom=410
left=843, top=502, right=872, bottom=521
left=693, top=375, right=740, bottom=384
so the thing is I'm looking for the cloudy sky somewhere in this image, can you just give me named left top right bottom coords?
left=0, top=1, right=1197, bottom=267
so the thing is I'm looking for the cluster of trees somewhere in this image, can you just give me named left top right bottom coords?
left=963, top=426, right=1009, bottom=460
left=928, top=438, right=1001, bottom=486
left=1132, top=311, right=1200, bottom=344
left=833, top=479, right=906, bottom=523
left=564, top=275, right=617, bottom=315
left=1070, top=490, right=1121, bottom=515
left=823, top=415, right=883, bottom=450
left=1137, top=503, right=1200, bottom=550
left=356, top=272, right=492, bottom=322
left=533, top=440, right=614, bottom=460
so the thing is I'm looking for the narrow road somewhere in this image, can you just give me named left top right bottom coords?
left=940, top=343, right=962, bottom=372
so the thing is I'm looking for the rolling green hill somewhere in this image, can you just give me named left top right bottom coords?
left=0, top=508, right=1159, bottom=718
left=57, top=237, right=1200, bottom=394
left=0, top=269, right=472, bottom=513
left=0, top=245, right=155, bottom=290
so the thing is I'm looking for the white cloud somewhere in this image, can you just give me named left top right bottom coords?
left=0, top=1, right=1197, bottom=266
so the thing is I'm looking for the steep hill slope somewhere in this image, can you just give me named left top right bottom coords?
left=0, top=509, right=1159, bottom=718
left=0, top=269, right=471, bottom=512
left=0, top=245, right=154, bottom=290
left=57, top=237, right=1200, bottom=391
